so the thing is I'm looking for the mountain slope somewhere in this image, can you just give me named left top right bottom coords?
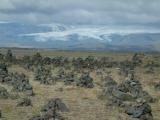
left=0, top=22, right=160, bottom=52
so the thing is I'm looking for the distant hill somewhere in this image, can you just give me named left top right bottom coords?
left=0, top=22, right=160, bottom=52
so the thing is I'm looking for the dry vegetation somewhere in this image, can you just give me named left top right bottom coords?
left=0, top=48, right=160, bottom=120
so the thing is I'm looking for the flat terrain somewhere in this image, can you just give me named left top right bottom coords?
left=0, top=48, right=160, bottom=120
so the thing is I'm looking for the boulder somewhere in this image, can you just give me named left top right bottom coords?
left=112, top=88, right=134, bottom=101
left=118, top=78, right=154, bottom=103
left=102, top=76, right=125, bottom=107
left=5, top=49, right=13, bottom=63
left=76, top=73, right=94, bottom=88
left=0, top=86, right=9, bottom=99
left=0, top=63, right=8, bottom=83
left=11, top=73, right=34, bottom=94
left=34, top=66, right=55, bottom=85
left=125, top=102, right=153, bottom=120
left=101, top=75, right=154, bottom=119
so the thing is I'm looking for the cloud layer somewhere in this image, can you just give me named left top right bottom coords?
left=21, top=24, right=160, bottom=42
left=0, top=0, right=160, bottom=26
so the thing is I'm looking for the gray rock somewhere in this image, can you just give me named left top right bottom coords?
left=0, top=63, right=9, bottom=83
left=76, top=73, right=94, bottom=88
left=118, top=79, right=154, bottom=102
left=125, top=103, right=153, bottom=120
left=11, top=73, right=34, bottom=94
left=0, top=86, right=9, bottom=99
left=112, top=88, right=134, bottom=101
left=34, top=66, right=55, bottom=85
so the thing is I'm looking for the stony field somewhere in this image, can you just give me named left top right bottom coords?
left=0, top=48, right=160, bottom=120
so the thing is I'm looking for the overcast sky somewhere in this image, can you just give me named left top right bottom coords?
left=0, top=0, right=160, bottom=27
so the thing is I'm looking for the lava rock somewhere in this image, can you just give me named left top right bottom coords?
left=76, top=73, right=94, bottom=88
left=11, top=73, right=34, bottom=95
left=0, top=86, right=9, bottom=99
left=118, top=79, right=154, bottom=102
left=112, top=88, right=134, bottom=101
left=0, top=63, right=8, bottom=83
left=34, top=66, right=55, bottom=85
left=125, top=102, right=153, bottom=120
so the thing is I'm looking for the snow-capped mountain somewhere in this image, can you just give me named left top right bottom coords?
left=22, top=23, right=160, bottom=42
left=0, top=21, right=160, bottom=52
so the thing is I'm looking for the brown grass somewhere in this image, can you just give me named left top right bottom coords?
left=0, top=49, right=160, bottom=120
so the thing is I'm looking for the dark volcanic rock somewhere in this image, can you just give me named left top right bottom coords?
left=76, top=73, right=94, bottom=88
left=0, top=63, right=8, bottom=83
left=5, top=49, right=14, bottom=63
left=102, top=76, right=125, bottom=107
left=34, top=66, right=55, bottom=85
left=0, top=86, right=9, bottom=99
left=112, top=88, right=134, bottom=101
left=125, top=102, right=153, bottom=120
left=0, top=64, right=34, bottom=96
left=118, top=78, right=154, bottom=103
left=11, top=73, right=34, bottom=95
left=101, top=75, right=154, bottom=120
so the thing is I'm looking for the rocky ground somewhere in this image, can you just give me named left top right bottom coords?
left=0, top=49, right=160, bottom=120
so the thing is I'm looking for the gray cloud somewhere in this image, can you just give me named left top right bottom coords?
left=0, top=0, right=160, bottom=26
